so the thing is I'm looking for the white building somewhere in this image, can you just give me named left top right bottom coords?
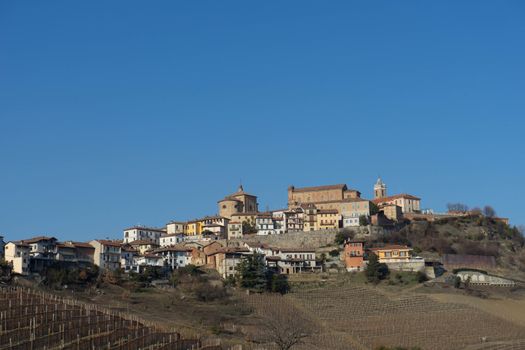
left=343, top=216, right=360, bottom=227
left=120, top=245, right=138, bottom=272
left=155, top=246, right=192, bottom=269
left=133, top=254, right=164, bottom=270
left=123, top=226, right=166, bottom=244
left=256, top=214, right=283, bottom=235
left=266, top=248, right=317, bottom=274
left=22, top=236, right=57, bottom=258
left=159, top=233, right=185, bottom=247
left=4, top=242, right=30, bottom=275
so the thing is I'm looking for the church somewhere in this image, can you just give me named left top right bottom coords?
left=217, top=185, right=259, bottom=219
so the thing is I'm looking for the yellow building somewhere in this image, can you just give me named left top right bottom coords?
left=369, top=245, right=412, bottom=263
left=185, top=220, right=203, bottom=236
left=316, top=209, right=341, bottom=230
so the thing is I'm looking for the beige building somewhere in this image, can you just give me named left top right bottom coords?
left=374, top=177, right=387, bottom=199
left=381, top=204, right=403, bottom=221
left=218, top=185, right=258, bottom=219
left=288, top=184, right=360, bottom=208
left=166, top=221, right=186, bottom=234
left=228, top=221, right=243, bottom=239
left=89, top=240, right=122, bottom=271
left=4, top=241, right=30, bottom=275
left=129, top=240, right=159, bottom=255
left=373, top=194, right=421, bottom=213
left=316, top=209, right=341, bottom=230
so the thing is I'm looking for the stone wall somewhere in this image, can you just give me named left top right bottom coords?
left=237, top=230, right=339, bottom=249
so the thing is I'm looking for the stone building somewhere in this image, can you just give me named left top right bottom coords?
left=217, top=185, right=258, bottom=219
left=287, top=184, right=361, bottom=208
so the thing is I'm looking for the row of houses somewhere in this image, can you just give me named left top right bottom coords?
left=343, top=240, right=425, bottom=272
left=3, top=234, right=320, bottom=278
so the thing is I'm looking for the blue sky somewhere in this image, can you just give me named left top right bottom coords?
left=1, top=1, right=524, bottom=241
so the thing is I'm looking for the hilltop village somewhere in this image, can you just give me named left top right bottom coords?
left=1, top=178, right=516, bottom=285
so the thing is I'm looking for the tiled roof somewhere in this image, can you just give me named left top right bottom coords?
left=372, top=194, right=421, bottom=204
left=369, top=245, right=411, bottom=251
left=94, top=240, right=122, bottom=247
left=130, top=239, right=159, bottom=246
left=290, top=184, right=347, bottom=192
left=22, top=236, right=57, bottom=244
left=123, top=226, right=166, bottom=233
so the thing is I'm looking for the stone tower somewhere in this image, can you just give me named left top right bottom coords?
left=374, top=177, right=387, bottom=199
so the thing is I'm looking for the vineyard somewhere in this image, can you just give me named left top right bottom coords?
left=0, top=286, right=209, bottom=350
left=243, top=284, right=525, bottom=350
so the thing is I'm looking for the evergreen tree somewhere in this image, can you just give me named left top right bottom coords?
left=365, top=253, right=389, bottom=284
left=236, top=254, right=268, bottom=292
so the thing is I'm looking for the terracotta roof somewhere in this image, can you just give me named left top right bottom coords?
left=22, top=236, right=57, bottom=244
left=155, top=245, right=192, bottom=253
left=123, top=226, right=166, bottom=233
left=161, top=233, right=184, bottom=238
left=290, top=184, right=347, bottom=193
left=372, top=194, right=421, bottom=204
left=272, top=247, right=316, bottom=253
left=130, top=239, right=159, bottom=246
left=318, top=209, right=339, bottom=214
left=369, top=245, right=411, bottom=251
left=9, top=241, right=30, bottom=247
left=208, top=247, right=251, bottom=255
left=93, top=240, right=122, bottom=247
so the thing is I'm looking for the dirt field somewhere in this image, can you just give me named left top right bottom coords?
left=48, top=274, right=525, bottom=350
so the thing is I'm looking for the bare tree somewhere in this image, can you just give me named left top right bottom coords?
left=483, top=205, right=496, bottom=218
left=254, top=297, right=317, bottom=350
left=447, top=203, right=469, bottom=213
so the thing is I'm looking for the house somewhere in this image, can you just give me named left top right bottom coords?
left=316, top=209, right=341, bottom=230
left=267, top=248, right=318, bottom=274
left=203, top=241, right=225, bottom=267
left=381, top=204, right=403, bottom=221
left=368, top=245, right=425, bottom=272
left=133, top=253, right=164, bottom=271
left=89, top=240, right=122, bottom=271
left=227, top=221, right=243, bottom=239
left=185, top=220, right=203, bottom=236
left=218, top=185, right=259, bottom=219
left=284, top=208, right=304, bottom=232
left=230, top=212, right=258, bottom=228
left=344, top=240, right=365, bottom=271
left=120, top=244, right=138, bottom=272
left=302, top=204, right=318, bottom=232
left=207, top=247, right=252, bottom=278
left=4, top=241, right=30, bottom=275
left=155, top=246, right=193, bottom=269
left=338, top=198, right=375, bottom=220
left=256, top=213, right=281, bottom=235
left=22, top=236, right=57, bottom=259
left=129, top=240, right=159, bottom=255
left=373, top=194, right=421, bottom=214
left=55, top=241, right=95, bottom=263
left=342, top=216, right=360, bottom=228
left=166, top=221, right=186, bottom=235
left=123, top=226, right=166, bottom=244
left=159, top=233, right=185, bottom=247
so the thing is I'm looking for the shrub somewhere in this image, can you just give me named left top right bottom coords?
left=271, top=274, right=290, bottom=294
left=334, top=230, right=355, bottom=245
left=194, top=284, right=228, bottom=302
left=416, top=271, right=428, bottom=283
left=329, top=249, right=340, bottom=257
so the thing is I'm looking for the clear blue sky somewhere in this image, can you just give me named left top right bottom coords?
left=1, top=1, right=524, bottom=241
